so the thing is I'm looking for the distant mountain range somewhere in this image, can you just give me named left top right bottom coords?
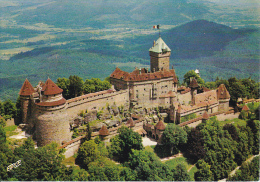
left=0, top=19, right=259, bottom=102
left=0, top=0, right=259, bottom=102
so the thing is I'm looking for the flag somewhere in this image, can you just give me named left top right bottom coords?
left=153, top=25, right=159, bottom=29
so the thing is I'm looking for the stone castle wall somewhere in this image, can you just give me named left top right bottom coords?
left=150, top=51, right=171, bottom=71
left=66, top=90, right=129, bottom=118
left=42, top=94, right=63, bottom=102
left=130, top=78, right=176, bottom=108
left=177, top=92, right=192, bottom=105
left=177, top=103, right=219, bottom=123
left=218, top=99, right=230, bottom=112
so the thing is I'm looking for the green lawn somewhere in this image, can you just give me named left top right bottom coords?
left=220, top=118, right=247, bottom=127
left=164, top=156, right=197, bottom=180
left=4, top=125, right=18, bottom=137
left=62, top=156, right=77, bottom=166
left=164, top=157, right=192, bottom=169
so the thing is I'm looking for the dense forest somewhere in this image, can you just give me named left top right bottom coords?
left=1, top=111, right=259, bottom=181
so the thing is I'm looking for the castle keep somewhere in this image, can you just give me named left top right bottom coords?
left=19, top=37, right=230, bottom=147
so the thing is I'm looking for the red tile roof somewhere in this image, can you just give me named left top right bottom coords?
left=155, top=120, right=166, bottom=130
left=242, top=105, right=250, bottom=111
left=202, top=111, right=209, bottom=120
left=189, top=78, right=199, bottom=88
left=217, top=84, right=230, bottom=100
left=202, top=87, right=211, bottom=92
left=177, top=86, right=186, bottom=91
left=58, top=135, right=85, bottom=149
left=195, top=90, right=218, bottom=105
left=127, top=117, right=135, bottom=127
left=160, top=90, right=176, bottom=98
left=42, top=78, right=63, bottom=96
left=177, top=90, right=218, bottom=114
left=19, top=79, right=35, bottom=96
left=180, top=88, right=191, bottom=94
left=99, top=125, right=110, bottom=136
left=36, top=98, right=66, bottom=107
left=110, top=67, right=177, bottom=82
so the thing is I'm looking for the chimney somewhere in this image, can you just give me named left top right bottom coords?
left=139, top=68, right=141, bottom=74
left=153, top=40, right=156, bottom=47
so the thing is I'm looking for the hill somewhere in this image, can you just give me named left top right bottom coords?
left=0, top=19, right=259, bottom=102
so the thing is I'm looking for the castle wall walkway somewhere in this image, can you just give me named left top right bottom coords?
left=66, top=89, right=129, bottom=118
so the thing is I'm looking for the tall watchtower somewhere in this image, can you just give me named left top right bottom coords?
left=149, top=37, right=171, bottom=72
left=19, top=79, right=35, bottom=124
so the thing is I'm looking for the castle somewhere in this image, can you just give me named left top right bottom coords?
left=19, top=36, right=230, bottom=147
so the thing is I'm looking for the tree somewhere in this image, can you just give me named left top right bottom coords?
left=12, top=142, right=68, bottom=181
left=0, top=125, right=6, bottom=144
left=119, top=167, right=137, bottom=181
left=87, top=157, right=124, bottom=181
left=0, top=118, right=6, bottom=128
left=86, top=122, right=92, bottom=141
left=173, top=163, right=191, bottom=181
left=186, top=128, right=206, bottom=161
left=247, top=120, right=259, bottom=155
left=68, top=166, right=89, bottom=181
left=227, top=156, right=259, bottom=181
left=0, top=101, right=4, bottom=116
left=108, top=126, right=143, bottom=163
left=15, top=96, right=22, bottom=125
left=183, top=70, right=204, bottom=86
left=195, top=160, right=214, bottom=181
left=223, top=124, right=239, bottom=142
left=199, top=118, right=237, bottom=180
left=127, top=149, right=174, bottom=181
left=56, top=78, right=70, bottom=99
left=3, top=100, right=16, bottom=118
left=77, top=140, right=100, bottom=168
left=228, top=77, right=247, bottom=103
left=84, top=78, right=111, bottom=94
left=69, top=75, right=84, bottom=98
left=161, top=124, right=187, bottom=154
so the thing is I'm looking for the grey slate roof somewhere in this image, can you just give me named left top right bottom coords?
left=149, top=37, right=171, bottom=53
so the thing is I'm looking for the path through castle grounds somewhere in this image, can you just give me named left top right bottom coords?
left=216, top=112, right=240, bottom=121
left=187, top=112, right=240, bottom=128
left=142, top=136, right=157, bottom=147
left=142, top=137, right=184, bottom=162
left=9, top=127, right=31, bottom=139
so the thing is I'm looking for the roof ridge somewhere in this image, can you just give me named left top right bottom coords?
left=19, top=79, right=35, bottom=96
left=42, top=78, right=63, bottom=96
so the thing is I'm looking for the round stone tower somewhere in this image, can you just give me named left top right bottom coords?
left=19, top=79, right=35, bottom=124
left=34, top=78, right=70, bottom=147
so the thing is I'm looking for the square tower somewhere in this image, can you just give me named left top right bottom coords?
left=149, top=37, right=171, bottom=72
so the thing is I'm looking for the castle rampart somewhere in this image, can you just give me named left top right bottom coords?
left=66, top=89, right=129, bottom=118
